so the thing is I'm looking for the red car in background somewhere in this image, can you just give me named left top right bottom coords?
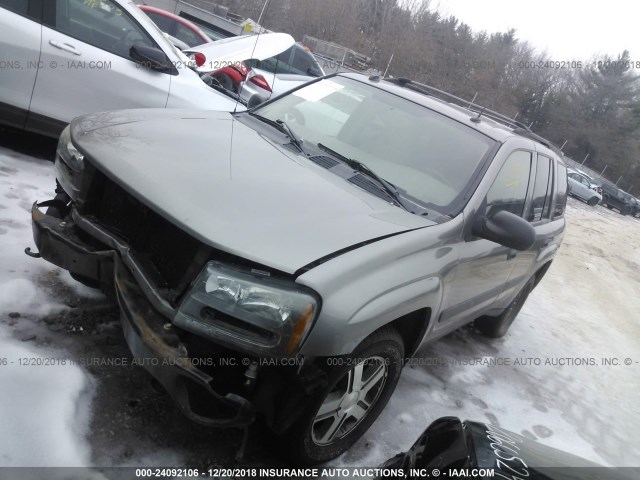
left=139, top=5, right=248, bottom=91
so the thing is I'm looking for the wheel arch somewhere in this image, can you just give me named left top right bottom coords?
left=389, top=307, right=432, bottom=358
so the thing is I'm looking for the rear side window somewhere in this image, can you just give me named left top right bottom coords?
left=247, top=47, right=295, bottom=75
left=486, top=150, right=532, bottom=217
left=291, top=47, right=322, bottom=76
left=555, top=164, right=568, bottom=217
left=51, top=0, right=156, bottom=59
left=527, top=155, right=552, bottom=222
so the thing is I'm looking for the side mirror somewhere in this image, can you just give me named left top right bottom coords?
left=247, top=93, right=268, bottom=109
left=130, top=44, right=175, bottom=74
left=472, top=210, right=536, bottom=251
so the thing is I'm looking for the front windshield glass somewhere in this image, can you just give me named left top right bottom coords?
left=254, top=76, right=494, bottom=212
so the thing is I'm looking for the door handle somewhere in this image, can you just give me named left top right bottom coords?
left=49, top=39, right=82, bottom=56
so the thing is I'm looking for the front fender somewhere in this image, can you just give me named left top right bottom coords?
left=297, top=218, right=462, bottom=356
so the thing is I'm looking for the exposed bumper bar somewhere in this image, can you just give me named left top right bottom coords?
left=31, top=201, right=256, bottom=427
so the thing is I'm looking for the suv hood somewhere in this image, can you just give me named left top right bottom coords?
left=70, top=109, right=433, bottom=274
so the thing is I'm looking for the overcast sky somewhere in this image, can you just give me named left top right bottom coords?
left=433, top=0, right=638, bottom=62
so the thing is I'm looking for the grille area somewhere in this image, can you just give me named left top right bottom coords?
left=91, top=174, right=202, bottom=291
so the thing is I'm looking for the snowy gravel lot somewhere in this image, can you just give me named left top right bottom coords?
left=1, top=133, right=639, bottom=471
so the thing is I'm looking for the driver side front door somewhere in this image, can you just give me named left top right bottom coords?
left=27, top=0, right=170, bottom=135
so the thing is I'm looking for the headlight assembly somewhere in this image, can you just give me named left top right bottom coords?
left=54, top=125, right=85, bottom=200
left=174, top=262, right=319, bottom=356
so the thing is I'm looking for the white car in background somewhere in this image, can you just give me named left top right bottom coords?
left=238, top=43, right=325, bottom=102
left=567, top=169, right=602, bottom=206
left=0, top=0, right=247, bottom=137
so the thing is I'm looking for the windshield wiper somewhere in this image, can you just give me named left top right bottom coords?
left=317, top=143, right=411, bottom=211
left=248, top=112, right=305, bottom=154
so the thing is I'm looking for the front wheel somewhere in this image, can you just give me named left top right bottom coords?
left=475, top=276, right=535, bottom=338
left=587, top=196, right=599, bottom=206
left=283, top=326, right=404, bottom=464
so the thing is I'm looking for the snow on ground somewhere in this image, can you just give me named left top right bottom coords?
left=0, top=145, right=99, bottom=472
left=1, top=142, right=639, bottom=469
left=0, top=328, right=95, bottom=467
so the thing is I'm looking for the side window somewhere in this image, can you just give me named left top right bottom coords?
left=291, top=48, right=322, bottom=76
left=175, top=22, right=204, bottom=47
left=527, top=155, right=552, bottom=222
left=52, top=0, right=156, bottom=59
left=0, top=0, right=27, bottom=16
left=144, top=11, right=175, bottom=36
left=257, top=48, right=296, bottom=75
left=554, top=164, right=568, bottom=217
left=486, top=150, right=532, bottom=217
left=1, top=0, right=41, bottom=20
left=580, top=176, right=591, bottom=187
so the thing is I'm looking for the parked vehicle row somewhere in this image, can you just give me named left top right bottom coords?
left=0, top=0, right=318, bottom=139
left=566, top=167, right=639, bottom=217
left=600, top=181, right=640, bottom=216
left=140, top=4, right=326, bottom=98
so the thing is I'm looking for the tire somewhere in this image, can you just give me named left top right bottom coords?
left=475, top=277, right=535, bottom=338
left=587, top=197, right=599, bottom=206
left=283, top=326, right=404, bottom=464
left=621, top=206, right=630, bottom=216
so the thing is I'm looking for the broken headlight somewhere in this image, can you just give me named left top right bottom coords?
left=174, top=262, right=319, bottom=356
left=54, top=125, right=84, bottom=200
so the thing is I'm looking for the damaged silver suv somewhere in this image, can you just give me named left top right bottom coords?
left=30, top=74, right=567, bottom=464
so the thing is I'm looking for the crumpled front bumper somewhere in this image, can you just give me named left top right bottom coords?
left=31, top=201, right=255, bottom=427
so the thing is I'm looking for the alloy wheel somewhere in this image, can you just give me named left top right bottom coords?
left=311, top=357, right=388, bottom=445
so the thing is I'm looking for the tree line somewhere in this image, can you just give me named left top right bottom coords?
left=219, top=0, right=640, bottom=192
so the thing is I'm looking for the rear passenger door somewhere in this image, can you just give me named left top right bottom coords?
left=500, top=154, right=554, bottom=300
left=0, top=0, right=42, bottom=128
left=27, top=0, right=170, bottom=134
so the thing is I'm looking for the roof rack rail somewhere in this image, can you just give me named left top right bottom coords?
left=385, top=77, right=531, bottom=130
left=384, top=77, right=563, bottom=155
left=511, top=128, right=564, bottom=157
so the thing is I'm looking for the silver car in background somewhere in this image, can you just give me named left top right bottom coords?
left=238, top=43, right=325, bottom=102
left=567, top=168, right=602, bottom=206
